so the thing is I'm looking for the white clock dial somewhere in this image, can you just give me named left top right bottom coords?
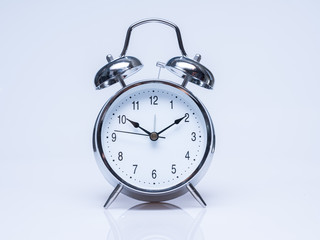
left=97, top=81, right=212, bottom=192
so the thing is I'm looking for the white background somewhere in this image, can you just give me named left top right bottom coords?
left=1, top=0, right=319, bottom=239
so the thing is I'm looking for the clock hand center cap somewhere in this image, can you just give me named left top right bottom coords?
left=149, top=132, right=159, bottom=141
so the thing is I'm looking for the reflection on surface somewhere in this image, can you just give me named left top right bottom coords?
left=105, top=203, right=205, bottom=240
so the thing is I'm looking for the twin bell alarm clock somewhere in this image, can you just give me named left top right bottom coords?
left=93, top=18, right=215, bottom=208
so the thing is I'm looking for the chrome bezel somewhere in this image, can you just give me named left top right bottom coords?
left=93, top=80, right=215, bottom=202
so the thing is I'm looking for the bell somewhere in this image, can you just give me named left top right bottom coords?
left=94, top=55, right=143, bottom=90
left=165, top=54, right=214, bottom=89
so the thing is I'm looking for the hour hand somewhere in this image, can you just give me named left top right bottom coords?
left=127, top=118, right=151, bottom=135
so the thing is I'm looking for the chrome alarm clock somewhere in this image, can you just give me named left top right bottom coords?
left=93, top=19, right=215, bottom=208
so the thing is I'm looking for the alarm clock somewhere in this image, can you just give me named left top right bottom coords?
left=93, top=18, right=215, bottom=208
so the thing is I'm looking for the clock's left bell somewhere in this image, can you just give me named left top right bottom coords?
left=94, top=55, right=143, bottom=89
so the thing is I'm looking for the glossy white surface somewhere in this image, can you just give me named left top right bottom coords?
left=1, top=0, right=320, bottom=239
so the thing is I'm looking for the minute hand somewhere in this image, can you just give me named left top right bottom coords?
left=157, top=115, right=186, bottom=135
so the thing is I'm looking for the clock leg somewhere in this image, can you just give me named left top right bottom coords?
left=187, top=183, right=207, bottom=207
left=104, top=184, right=123, bottom=209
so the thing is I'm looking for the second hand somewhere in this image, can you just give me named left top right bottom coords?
left=114, top=130, right=166, bottom=139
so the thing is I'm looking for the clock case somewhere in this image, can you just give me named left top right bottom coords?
left=92, top=18, right=215, bottom=208
left=93, top=80, right=215, bottom=207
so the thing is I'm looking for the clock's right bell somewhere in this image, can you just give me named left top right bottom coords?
left=165, top=54, right=214, bottom=89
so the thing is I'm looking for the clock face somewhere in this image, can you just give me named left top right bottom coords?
left=96, top=81, right=213, bottom=192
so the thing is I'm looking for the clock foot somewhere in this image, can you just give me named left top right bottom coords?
left=187, top=183, right=207, bottom=207
left=104, top=184, right=123, bottom=209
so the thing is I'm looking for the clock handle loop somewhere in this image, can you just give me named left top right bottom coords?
left=120, top=18, right=187, bottom=57
left=94, top=18, right=214, bottom=90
